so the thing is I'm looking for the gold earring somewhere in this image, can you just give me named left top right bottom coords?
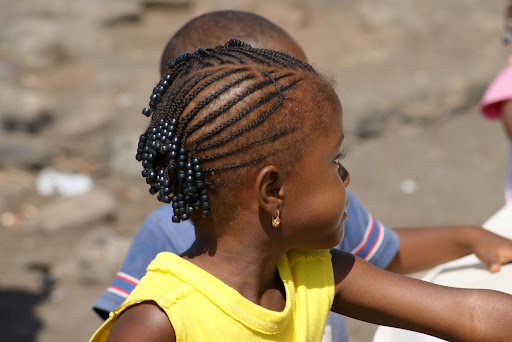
left=272, top=210, right=281, bottom=228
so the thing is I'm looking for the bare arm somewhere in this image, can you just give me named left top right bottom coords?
left=385, top=226, right=512, bottom=274
left=105, top=303, right=175, bottom=342
left=331, top=248, right=512, bottom=342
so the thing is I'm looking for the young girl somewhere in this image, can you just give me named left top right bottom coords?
left=90, top=40, right=512, bottom=342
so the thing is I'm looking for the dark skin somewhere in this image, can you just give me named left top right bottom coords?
left=106, top=79, right=512, bottom=342
left=105, top=13, right=512, bottom=341
left=157, top=22, right=512, bottom=277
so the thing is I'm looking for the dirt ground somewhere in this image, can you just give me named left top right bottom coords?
left=1, top=1, right=511, bottom=341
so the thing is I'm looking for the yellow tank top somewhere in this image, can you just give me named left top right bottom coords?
left=90, top=249, right=334, bottom=342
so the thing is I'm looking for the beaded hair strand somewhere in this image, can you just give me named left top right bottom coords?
left=135, top=39, right=317, bottom=223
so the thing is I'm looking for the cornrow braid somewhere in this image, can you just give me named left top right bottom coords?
left=136, top=39, right=319, bottom=223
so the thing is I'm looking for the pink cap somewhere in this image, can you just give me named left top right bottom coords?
left=480, top=55, right=512, bottom=119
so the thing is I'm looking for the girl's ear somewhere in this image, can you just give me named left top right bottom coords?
left=255, top=165, right=285, bottom=217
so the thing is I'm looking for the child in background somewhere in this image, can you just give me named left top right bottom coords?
left=480, top=0, right=512, bottom=203
left=90, top=40, right=512, bottom=342
left=94, top=11, right=512, bottom=342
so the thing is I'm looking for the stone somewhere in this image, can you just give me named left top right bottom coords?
left=0, top=134, right=53, bottom=168
left=54, top=227, right=131, bottom=283
left=20, top=189, right=117, bottom=233
left=104, top=134, right=143, bottom=176
left=4, top=18, right=71, bottom=71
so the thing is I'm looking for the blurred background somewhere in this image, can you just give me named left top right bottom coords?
left=0, top=0, right=510, bottom=341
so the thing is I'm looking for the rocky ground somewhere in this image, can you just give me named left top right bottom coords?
left=1, top=1, right=511, bottom=341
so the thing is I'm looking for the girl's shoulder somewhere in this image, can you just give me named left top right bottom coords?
left=105, top=302, right=175, bottom=342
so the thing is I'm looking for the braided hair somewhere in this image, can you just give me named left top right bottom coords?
left=136, top=39, right=328, bottom=223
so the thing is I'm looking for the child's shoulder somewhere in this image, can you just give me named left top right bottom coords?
left=100, top=303, right=175, bottom=342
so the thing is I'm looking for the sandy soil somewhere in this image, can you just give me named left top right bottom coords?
left=1, top=1, right=511, bottom=341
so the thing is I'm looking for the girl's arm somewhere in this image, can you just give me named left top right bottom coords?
left=386, top=226, right=512, bottom=274
left=331, top=248, right=512, bottom=342
left=105, top=303, right=176, bottom=342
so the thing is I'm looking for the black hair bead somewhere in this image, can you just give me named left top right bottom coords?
left=157, top=86, right=165, bottom=94
left=161, top=80, right=169, bottom=88
left=164, top=73, right=172, bottom=81
left=139, top=134, right=148, bottom=142
left=177, top=171, right=185, bottom=181
left=180, top=213, right=189, bottom=221
left=178, top=207, right=186, bottom=215
left=175, top=53, right=191, bottom=63
left=162, top=196, right=171, bottom=203
left=172, top=215, right=180, bottom=223
left=135, top=154, right=142, bottom=161
left=201, top=209, right=210, bottom=217
left=187, top=206, right=195, bottom=213
left=150, top=93, right=161, bottom=102
left=149, top=100, right=157, bottom=109
left=171, top=137, right=179, bottom=144
left=142, top=108, right=152, bottom=117
left=149, top=186, right=159, bottom=195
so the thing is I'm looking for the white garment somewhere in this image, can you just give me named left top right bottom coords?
left=506, top=142, right=512, bottom=204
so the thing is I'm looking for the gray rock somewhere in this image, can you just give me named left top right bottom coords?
left=0, top=134, right=53, bottom=168
left=21, top=189, right=117, bottom=233
left=70, top=227, right=130, bottom=283
left=69, top=0, right=142, bottom=26
left=104, top=134, right=142, bottom=176
left=0, top=87, right=55, bottom=134
left=50, top=96, right=115, bottom=138
left=143, top=0, right=191, bottom=7
left=4, top=18, right=71, bottom=71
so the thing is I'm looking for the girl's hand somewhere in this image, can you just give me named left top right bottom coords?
left=471, top=227, right=512, bottom=272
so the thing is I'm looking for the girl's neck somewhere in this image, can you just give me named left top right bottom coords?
left=182, top=223, right=287, bottom=311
